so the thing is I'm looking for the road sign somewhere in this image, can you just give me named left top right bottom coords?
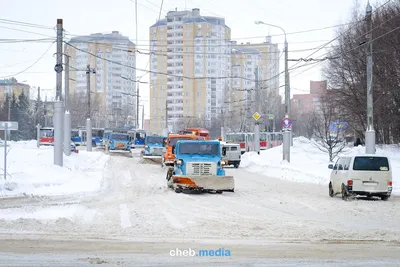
left=268, top=114, right=274, bottom=120
left=329, top=121, right=348, bottom=132
left=281, top=118, right=292, bottom=129
left=0, top=121, right=18, bottom=130
left=252, top=112, right=261, bottom=121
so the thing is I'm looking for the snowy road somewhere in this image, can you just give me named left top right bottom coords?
left=0, top=149, right=400, bottom=263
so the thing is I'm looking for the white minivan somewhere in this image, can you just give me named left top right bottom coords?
left=328, top=155, right=393, bottom=201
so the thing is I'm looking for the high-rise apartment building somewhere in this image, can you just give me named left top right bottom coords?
left=149, top=8, right=231, bottom=134
left=228, top=46, right=263, bottom=130
left=65, top=31, right=136, bottom=128
left=232, top=38, right=280, bottom=130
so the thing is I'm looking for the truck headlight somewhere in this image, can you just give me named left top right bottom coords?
left=145, top=145, right=149, bottom=148
left=220, top=161, right=226, bottom=165
left=176, top=160, right=183, bottom=165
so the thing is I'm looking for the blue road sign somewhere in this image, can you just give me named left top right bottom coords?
left=329, top=121, right=348, bottom=132
left=281, top=118, right=292, bottom=128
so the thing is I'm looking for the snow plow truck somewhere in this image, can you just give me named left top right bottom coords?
left=162, top=133, right=203, bottom=167
left=166, top=139, right=235, bottom=194
left=141, top=135, right=167, bottom=159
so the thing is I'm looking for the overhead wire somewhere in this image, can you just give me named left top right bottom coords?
left=138, top=0, right=165, bottom=81
left=286, top=0, right=397, bottom=77
left=0, top=41, right=55, bottom=79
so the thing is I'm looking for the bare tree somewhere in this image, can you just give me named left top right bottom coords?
left=322, top=0, right=400, bottom=144
left=311, top=95, right=348, bottom=162
left=69, top=92, right=104, bottom=128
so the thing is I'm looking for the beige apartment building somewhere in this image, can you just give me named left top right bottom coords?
left=232, top=38, right=281, bottom=129
left=149, top=9, right=281, bottom=134
left=65, top=31, right=136, bottom=128
left=149, top=8, right=231, bottom=135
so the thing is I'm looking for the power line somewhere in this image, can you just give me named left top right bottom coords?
left=0, top=19, right=54, bottom=30
left=66, top=39, right=311, bottom=83
left=138, top=0, right=165, bottom=81
left=287, top=0, right=396, bottom=75
left=0, top=42, right=55, bottom=79
left=0, top=25, right=55, bottom=38
left=0, top=38, right=55, bottom=43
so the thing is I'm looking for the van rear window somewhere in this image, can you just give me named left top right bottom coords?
left=353, top=156, right=389, bottom=171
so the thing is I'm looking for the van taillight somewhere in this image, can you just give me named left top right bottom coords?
left=347, top=180, right=353, bottom=186
left=388, top=181, right=392, bottom=186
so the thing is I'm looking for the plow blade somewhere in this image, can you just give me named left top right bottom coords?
left=172, top=175, right=234, bottom=192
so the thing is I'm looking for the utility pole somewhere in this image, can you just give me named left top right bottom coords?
left=141, top=105, right=144, bottom=130
left=86, top=64, right=95, bottom=152
left=64, top=55, right=71, bottom=156
left=54, top=18, right=64, bottom=167
left=365, top=1, right=375, bottom=154
left=136, top=82, right=140, bottom=128
left=282, top=36, right=292, bottom=161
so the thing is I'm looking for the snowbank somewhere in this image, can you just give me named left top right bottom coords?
left=0, top=140, right=109, bottom=197
left=241, top=137, right=400, bottom=194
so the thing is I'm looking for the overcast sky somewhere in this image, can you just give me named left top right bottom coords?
left=0, top=0, right=378, bottom=118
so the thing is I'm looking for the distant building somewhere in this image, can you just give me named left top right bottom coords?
left=291, top=80, right=328, bottom=136
left=149, top=8, right=231, bottom=134
left=0, top=78, right=30, bottom=103
left=65, top=31, right=136, bottom=128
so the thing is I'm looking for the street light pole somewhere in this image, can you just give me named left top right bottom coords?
left=86, top=65, right=96, bottom=152
left=255, top=20, right=291, bottom=162
left=365, top=1, right=375, bottom=154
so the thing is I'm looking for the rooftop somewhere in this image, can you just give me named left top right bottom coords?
left=68, top=31, right=134, bottom=45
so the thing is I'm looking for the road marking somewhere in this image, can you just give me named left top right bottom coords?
left=119, top=204, right=132, bottom=229
left=162, top=211, right=184, bottom=229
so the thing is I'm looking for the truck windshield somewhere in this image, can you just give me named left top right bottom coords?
left=111, top=134, right=129, bottom=141
left=353, top=156, right=390, bottom=171
left=147, top=136, right=165, bottom=144
left=168, top=137, right=191, bottom=147
left=179, top=143, right=219, bottom=155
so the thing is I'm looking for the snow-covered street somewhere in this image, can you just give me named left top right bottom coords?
left=1, top=140, right=400, bottom=263
left=1, top=145, right=400, bottom=242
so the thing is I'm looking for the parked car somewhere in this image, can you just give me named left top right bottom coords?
left=328, top=155, right=392, bottom=201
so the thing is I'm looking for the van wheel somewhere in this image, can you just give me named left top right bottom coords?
left=341, top=184, right=349, bottom=201
left=234, top=163, right=239, bottom=168
left=329, top=182, right=334, bottom=197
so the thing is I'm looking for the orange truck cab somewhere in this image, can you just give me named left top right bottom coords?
left=162, top=133, right=203, bottom=167
left=179, top=128, right=211, bottom=140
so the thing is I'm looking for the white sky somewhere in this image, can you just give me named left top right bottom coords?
left=0, top=0, right=378, bottom=119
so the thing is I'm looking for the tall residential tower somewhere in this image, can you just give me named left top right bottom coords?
left=149, top=8, right=231, bottom=134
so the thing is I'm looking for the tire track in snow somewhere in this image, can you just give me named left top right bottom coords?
left=162, top=197, right=185, bottom=229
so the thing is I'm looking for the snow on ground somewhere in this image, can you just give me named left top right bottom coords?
left=241, top=137, right=400, bottom=194
left=0, top=140, right=109, bottom=197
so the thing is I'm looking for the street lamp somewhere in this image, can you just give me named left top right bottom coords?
left=255, top=20, right=292, bottom=162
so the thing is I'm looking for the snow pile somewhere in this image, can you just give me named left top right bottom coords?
left=241, top=137, right=400, bottom=193
left=0, top=140, right=109, bottom=197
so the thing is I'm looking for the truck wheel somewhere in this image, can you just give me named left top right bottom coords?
left=92, top=141, right=96, bottom=147
left=234, top=163, right=239, bottom=168
left=175, top=188, right=182, bottom=193
left=329, top=182, right=334, bottom=197
left=381, top=195, right=390, bottom=201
